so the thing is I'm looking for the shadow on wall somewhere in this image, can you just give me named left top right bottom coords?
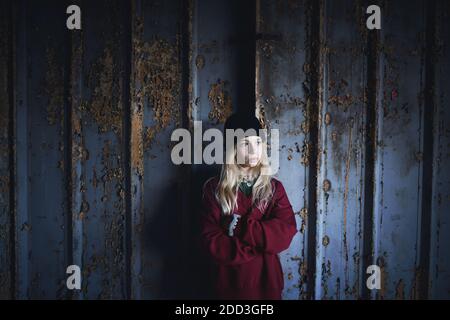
left=143, top=164, right=220, bottom=299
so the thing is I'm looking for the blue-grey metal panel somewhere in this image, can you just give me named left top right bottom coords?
left=190, top=0, right=240, bottom=126
left=372, top=0, right=426, bottom=299
left=429, top=0, right=450, bottom=299
left=14, top=0, right=70, bottom=299
left=130, top=0, right=184, bottom=299
left=315, top=0, right=367, bottom=300
left=256, top=0, right=308, bottom=300
left=73, top=0, right=129, bottom=299
left=68, top=2, right=84, bottom=299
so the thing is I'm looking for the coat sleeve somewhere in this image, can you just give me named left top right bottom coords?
left=236, top=181, right=297, bottom=255
left=199, top=180, right=261, bottom=266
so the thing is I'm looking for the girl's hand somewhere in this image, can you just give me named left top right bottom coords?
left=228, top=214, right=241, bottom=236
left=220, top=214, right=242, bottom=236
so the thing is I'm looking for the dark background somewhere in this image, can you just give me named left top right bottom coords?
left=0, top=0, right=449, bottom=299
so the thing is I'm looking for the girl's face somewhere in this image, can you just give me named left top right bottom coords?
left=236, top=136, right=263, bottom=168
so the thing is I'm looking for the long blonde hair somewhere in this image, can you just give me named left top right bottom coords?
left=215, top=140, right=274, bottom=215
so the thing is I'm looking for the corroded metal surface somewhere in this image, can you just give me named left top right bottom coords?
left=256, top=0, right=310, bottom=300
left=315, top=0, right=367, bottom=300
left=1, top=0, right=449, bottom=299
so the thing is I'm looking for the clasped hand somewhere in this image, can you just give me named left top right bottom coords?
left=220, top=209, right=263, bottom=237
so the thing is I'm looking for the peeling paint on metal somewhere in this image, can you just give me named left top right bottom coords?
left=208, top=79, right=232, bottom=124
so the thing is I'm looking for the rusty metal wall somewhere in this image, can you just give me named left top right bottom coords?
left=0, top=0, right=449, bottom=299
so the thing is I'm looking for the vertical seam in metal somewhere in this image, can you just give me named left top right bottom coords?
left=418, top=0, right=436, bottom=300
left=9, top=0, right=17, bottom=300
left=64, top=0, right=74, bottom=300
left=178, top=0, right=192, bottom=298
left=306, top=0, right=322, bottom=301
left=122, top=0, right=133, bottom=300
left=361, top=0, right=379, bottom=300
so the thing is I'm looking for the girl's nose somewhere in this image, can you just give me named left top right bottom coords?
left=248, top=143, right=255, bottom=154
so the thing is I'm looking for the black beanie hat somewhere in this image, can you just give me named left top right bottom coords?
left=224, top=113, right=262, bottom=134
left=223, top=113, right=262, bottom=147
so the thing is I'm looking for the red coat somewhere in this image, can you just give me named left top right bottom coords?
left=199, top=176, right=297, bottom=300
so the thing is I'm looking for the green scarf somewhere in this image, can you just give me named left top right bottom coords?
left=239, top=179, right=256, bottom=197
